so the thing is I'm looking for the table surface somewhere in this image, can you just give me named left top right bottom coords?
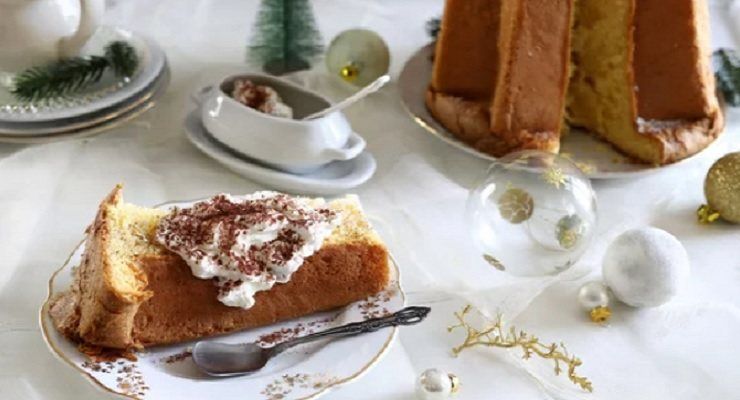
left=2, top=1, right=740, bottom=399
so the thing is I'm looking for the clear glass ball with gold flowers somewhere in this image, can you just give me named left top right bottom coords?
left=467, top=151, right=597, bottom=277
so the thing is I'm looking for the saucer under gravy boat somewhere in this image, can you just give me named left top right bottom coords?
left=196, top=74, right=366, bottom=174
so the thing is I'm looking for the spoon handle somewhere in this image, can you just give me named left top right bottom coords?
left=270, top=306, right=430, bottom=355
left=301, top=74, right=390, bottom=120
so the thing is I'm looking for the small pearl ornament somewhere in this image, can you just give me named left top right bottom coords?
left=577, top=281, right=609, bottom=310
left=416, top=368, right=460, bottom=399
left=577, top=281, right=611, bottom=323
left=602, top=227, right=689, bottom=307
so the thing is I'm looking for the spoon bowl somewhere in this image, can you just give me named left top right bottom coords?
left=192, top=341, right=273, bottom=378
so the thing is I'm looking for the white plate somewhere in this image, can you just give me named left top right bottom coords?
left=0, top=65, right=170, bottom=144
left=184, top=110, right=377, bottom=195
left=399, top=44, right=721, bottom=179
left=0, top=27, right=166, bottom=125
left=40, top=198, right=404, bottom=400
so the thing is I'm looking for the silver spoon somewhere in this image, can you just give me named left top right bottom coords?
left=301, top=74, right=390, bottom=120
left=192, top=306, right=430, bottom=377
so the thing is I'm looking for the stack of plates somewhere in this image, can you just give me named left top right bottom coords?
left=0, top=28, right=169, bottom=144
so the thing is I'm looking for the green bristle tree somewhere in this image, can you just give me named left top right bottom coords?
left=247, top=0, right=324, bottom=75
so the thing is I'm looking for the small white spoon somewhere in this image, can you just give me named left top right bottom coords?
left=301, top=74, right=390, bottom=120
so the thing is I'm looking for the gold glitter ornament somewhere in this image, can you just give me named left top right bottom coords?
left=703, top=152, right=740, bottom=223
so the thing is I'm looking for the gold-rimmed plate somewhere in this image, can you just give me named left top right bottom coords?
left=0, top=65, right=169, bottom=144
left=0, top=27, right=166, bottom=124
left=39, top=198, right=404, bottom=400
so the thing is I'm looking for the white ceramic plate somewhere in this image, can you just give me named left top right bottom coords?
left=40, top=198, right=404, bottom=400
left=184, top=110, right=377, bottom=195
left=0, top=27, right=166, bottom=125
left=0, top=65, right=170, bottom=144
left=399, top=44, right=720, bottom=179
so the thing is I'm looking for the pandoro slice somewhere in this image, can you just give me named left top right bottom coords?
left=426, top=0, right=573, bottom=157
left=567, top=0, right=723, bottom=164
left=50, top=186, right=390, bottom=350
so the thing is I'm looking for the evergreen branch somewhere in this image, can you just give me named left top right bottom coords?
left=10, top=41, right=139, bottom=102
left=714, top=48, right=740, bottom=107
left=426, top=16, right=441, bottom=41
left=106, top=40, right=139, bottom=78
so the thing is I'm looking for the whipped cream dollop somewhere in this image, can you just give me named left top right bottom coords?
left=155, top=192, right=340, bottom=308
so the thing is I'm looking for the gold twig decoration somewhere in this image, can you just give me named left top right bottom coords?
left=448, top=305, right=593, bottom=392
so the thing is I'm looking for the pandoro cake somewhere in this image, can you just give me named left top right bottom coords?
left=427, top=0, right=724, bottom=165
left=50, top=185, right=390, bottom=350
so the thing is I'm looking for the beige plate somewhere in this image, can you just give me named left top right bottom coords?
left=398, top=44, right=723, bottom=179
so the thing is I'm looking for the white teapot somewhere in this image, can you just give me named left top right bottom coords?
left=0, top=0, right=104, bottom=73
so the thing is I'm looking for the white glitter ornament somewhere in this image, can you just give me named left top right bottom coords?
left=602, top=227, right=690, bottom=307
left=416, top=368, right=459, bottom=399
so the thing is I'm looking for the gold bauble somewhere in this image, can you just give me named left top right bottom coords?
left=704, top=152, right=740, bottom=223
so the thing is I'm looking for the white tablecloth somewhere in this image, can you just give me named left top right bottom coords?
left=2, top=1, right=740, bottom=399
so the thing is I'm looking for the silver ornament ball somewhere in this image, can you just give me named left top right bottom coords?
left=416, top=368, right=459, bottom=399
left=577, top=281, right=610, bottom=310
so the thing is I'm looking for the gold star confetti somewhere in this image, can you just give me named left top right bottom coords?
left=483, top=254, right=506, bottom=271
left=560, top=153, right=595, bottom=175
left=542, top=167, right=567, bottom=189
left=449, top=305, right=593, bottom=392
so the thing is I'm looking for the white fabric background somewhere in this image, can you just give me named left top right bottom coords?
left=1, top=0, right=739, bottom=399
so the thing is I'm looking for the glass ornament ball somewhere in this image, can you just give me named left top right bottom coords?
left=325, top=29, right=390, bottom=86
left=466, top=150, right=597, bottom=277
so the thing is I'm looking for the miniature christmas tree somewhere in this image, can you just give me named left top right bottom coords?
left=247, top=0, right=324, bottom=75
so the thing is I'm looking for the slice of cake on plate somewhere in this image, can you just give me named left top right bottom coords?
left=50, top=185, right=390, bottom=351
left=426, top=0, right=573, bottom=157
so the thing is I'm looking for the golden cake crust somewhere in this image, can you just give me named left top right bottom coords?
left=634, top=110, right=724, bottom=165
left=426, top=0, right=571, bottom=158
left=425, top=87, right=560, bottom=157
left=73, top=186, right=153, bottom=349
left=133, top=242, right=388, bottom=346
left=51, top=187, right=391, bottom=351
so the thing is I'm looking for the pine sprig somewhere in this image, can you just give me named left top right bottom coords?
left=714, top=48, right=740, bottom=107
left=11, top=40, right=139, bottom=102
left=426, top=16, right=441, bottom=41
left=105, top=41, right=139, bottom=78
